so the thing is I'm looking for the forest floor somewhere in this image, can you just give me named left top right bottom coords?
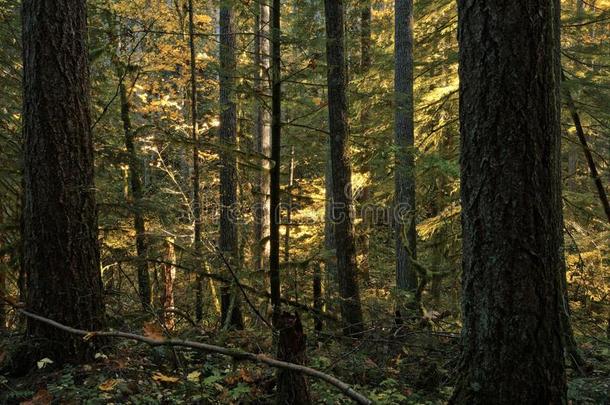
left=1, top=316, right=609, bottom=404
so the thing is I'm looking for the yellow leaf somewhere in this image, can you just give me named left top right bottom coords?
left=187, top=370, right=201, bottom=382
left=152, top=372, right=179, bottom=383
left=98, top=379, right=121, bottom=391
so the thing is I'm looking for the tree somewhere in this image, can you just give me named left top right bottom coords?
left=451, top=0, right=567, bottom=403
left=21, top=0, right=105, bottom=364
left=269, top=0, right=282, bottom=317
left=116, top=61, right=152, bottom=312
left=358, top=0, right=372, bottom=283
left=323, top=0, right=364, bottom=336
left=219, top=0, right=243, bottom=329
left=394, top=0, right=418, bottom=308
left=254, top=0, right=271, bottom=274
left=187, top=0, right=205, bottom=323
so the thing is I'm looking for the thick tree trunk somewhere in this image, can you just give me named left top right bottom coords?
left=119, top=80, right=151, bottom=311
left=269, top=0, right=282, bottom=316
left=254, top=0, right=271, bottom=274
left=394, top=0, right=418, bottom=299
left=219, top=2, right=243, bottom=329
left=323, top=0, right=364, bottom=336
left=451, top=1, right=567, bottom=403
left=21, top=0, right=105, bottom=364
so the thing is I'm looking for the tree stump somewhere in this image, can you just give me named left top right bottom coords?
left=275, top=312, right=311, bottom=404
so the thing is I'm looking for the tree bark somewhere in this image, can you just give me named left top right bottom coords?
left=0, top=209, right=6, bottom=330
left=324, top=145, right=337, bottom=290
left=563, top=75, right=610, bottom=223
left=451, top=1, right=567, bottom=403
left=254, top=0, right=271, bottom=274
left=358, top=0, right=372, bottom=283
left=219, top=0, right=243, bottom=329
left=269, top=0, right=282, bottom=316
left=275, top=312, right=312, bottom=404
left=21, top=0, right=105, bottom=364
left=394, top=0, right=418, bottom=299
left=313, top=262, right=323, bottom=332
left=161, top=237, right=176, bottom=330
left=187, top=0, right=204, bottom=323
left=119, top=79, right=151, bottom=311
left=323, top=0, right=364, bottom=336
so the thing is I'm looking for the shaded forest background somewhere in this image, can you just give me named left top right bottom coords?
left=0, top=0, right=609, bottom=403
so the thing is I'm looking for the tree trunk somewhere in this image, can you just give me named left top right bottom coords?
left=219, top=1, right=243, bottom=329
left=187, top=0, right=204, bottom=323
left=323, top=145, right=337, bottom=291
left=254, top=0, right=271, bottom=274
left=119, top=79, right=152, bottom=311
left=269, top=0, right=282, bottom=317
left=563, top=75, right=610, bottom=223
left=323, top=0, right=364, bottom=336
left=275, top=312, right=312, bottom=404
left=313, top=262, right=323, bottom=332
left=284, top=147, right=294, bottom=264
left=358, top=0, right=372, bottom=283
left=21, top=0, right=105, bottom=364
left=451, top=1, right=567, bottom=403
left=394, top=0, right=418, bottom=300
left=161, top=237, right=176, bottom=330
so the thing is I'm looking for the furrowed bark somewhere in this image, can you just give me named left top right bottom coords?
left=323, top=0, right=364, bottom=336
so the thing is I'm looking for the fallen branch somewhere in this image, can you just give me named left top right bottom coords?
left=18, top=309, right=371, bottom=405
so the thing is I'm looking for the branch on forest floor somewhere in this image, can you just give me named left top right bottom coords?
left=13, top=307, right=371, bottom=405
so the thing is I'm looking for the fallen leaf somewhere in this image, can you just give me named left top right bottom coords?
left=20, top=388, right=52, bottom=405
left=98, top=379, right=121, bottom=391
left=187, top=370, right=201, bottom=382
left=152, top=372, right=179, bottom=383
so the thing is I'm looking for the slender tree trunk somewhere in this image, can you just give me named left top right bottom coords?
left=119, top=80, right=152, bottom=311
left=563, top=75, right=610, bottom=223
left=21, top=0, right=105, bottom=364
left=358, top=0, right=372, bottom=283
left=323, top=145, right=337, bottom=290
left=269, top=0, right=282, bottom=317
left=219, top=0, right=243, bottom=329
left=323, top=0, right=364, bottom=336
left=0, top=209, right=6, bottom=330
left=187, top=0, right=204, bottom=323
left=254, top=0, right=271, bottom=274
left=451, top=1, right=567, bottom=403
left=313, top=262, right=323, bottom=332
left=284, top=146, right=294, bottom=264
left=161, top=237, right=176, bottom=330
left=394, top=0, right=417, bottom=301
